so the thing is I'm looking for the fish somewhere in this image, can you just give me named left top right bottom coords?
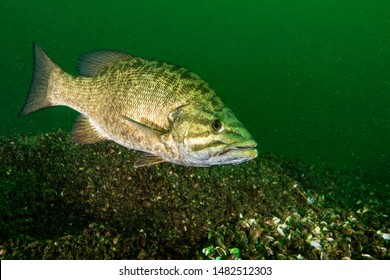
left=21, top=43, right=258, bottom=167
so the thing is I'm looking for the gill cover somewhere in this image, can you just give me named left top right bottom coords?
left=168, top=104, right=196, bottom=147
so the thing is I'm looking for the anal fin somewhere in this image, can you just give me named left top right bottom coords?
left=72, top=115, right=107, bottom=144
left=135, top=153, right=166, bottom=168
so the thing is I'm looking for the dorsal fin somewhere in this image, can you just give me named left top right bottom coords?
left=77, top=50, right=133, bottom=76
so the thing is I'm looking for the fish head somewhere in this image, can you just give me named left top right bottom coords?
left=168, top=100, right=258, bottom=166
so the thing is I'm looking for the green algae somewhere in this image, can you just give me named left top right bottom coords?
left=0, top=131, right=388, bottom=259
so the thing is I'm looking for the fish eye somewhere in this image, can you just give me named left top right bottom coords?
left=211, top=119, right=223, bottom=132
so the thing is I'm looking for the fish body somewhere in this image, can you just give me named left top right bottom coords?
left=22, top=44, right=257, bottom=167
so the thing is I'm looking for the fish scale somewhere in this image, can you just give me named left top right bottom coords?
left=22, top=43, right=257, bottom=167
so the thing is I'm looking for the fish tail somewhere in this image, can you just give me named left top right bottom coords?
left=21, top=43, right=61, bottom=115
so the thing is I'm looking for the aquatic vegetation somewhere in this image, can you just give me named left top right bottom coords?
left=0, top=131, right=388, bottom=259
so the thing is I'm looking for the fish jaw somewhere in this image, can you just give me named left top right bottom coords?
left=204, top=139, right=258, bottom=165
left=217, top=139, right=258, bottom=162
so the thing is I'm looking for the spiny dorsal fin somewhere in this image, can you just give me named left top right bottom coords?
left=135, top=153, right=166, bottom=168
left=72, top=115, right=107, bottom=144
left=77, top=50, right=133, bottom=76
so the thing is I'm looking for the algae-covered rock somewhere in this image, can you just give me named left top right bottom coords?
left=0, top=131, right=388, bottom=259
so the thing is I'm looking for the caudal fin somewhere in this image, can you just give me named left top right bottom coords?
left=21, top=43, right=60, bottom=115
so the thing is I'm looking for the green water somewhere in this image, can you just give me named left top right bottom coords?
left=1, top=0, right=389, bottom=180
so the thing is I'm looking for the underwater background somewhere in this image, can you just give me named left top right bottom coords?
left=0, top=1, right=389, bottom=259
left=1, top=0, right=389, bottom=180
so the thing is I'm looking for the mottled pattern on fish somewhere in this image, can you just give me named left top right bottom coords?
left=58, top=57, right=219, bottom=130
left=22, top=44, right=257, bottom=167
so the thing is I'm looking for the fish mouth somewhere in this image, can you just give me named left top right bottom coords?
left=218, top=141, right=258, bottom=157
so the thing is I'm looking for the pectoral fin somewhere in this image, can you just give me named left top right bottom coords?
left=122, top=115, right=168, bottom=135
left=135, top=153, right=166, bottom=168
